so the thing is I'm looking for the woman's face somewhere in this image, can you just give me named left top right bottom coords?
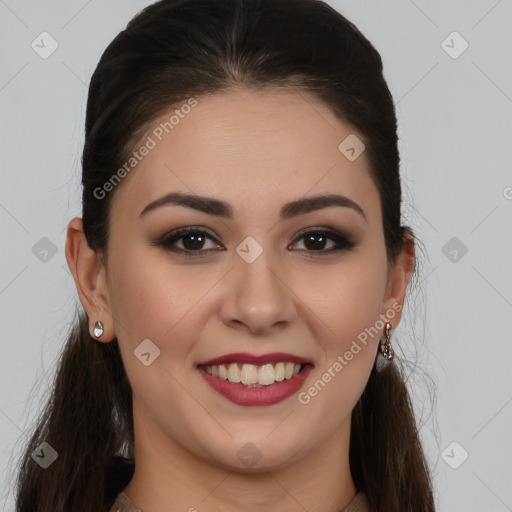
left=99, top=87, right=409, bottom=471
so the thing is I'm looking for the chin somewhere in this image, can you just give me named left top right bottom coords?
left=200, top=434, right=308, bottom=473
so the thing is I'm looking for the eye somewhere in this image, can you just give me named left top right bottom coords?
left=156, top=227, right=222, bottom=256
left=155, top=226, right=354, bottom=257
left=289, top=228, right=355, bottom=255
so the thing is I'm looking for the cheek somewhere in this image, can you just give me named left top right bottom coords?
left=312, top=252, right=388, bottom=348
left=108, top=244, right=201, bottom=338
left=107, top=244, right=226, bottom=380
left=295, top=255, right=388, bottom=424
left=106, top=246, right=213, bottom=427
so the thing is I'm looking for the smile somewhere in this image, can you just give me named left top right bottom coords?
left=197, top=362, right=314, bottom=406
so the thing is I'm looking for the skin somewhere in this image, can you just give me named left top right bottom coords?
left=66, top=87, right=414, bottom=512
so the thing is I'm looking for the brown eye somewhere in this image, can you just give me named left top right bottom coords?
left=157, top=228, right=222, bottom=256
left=300, top=232, right=333, bottom=251
left=179, top=231, right=208, bottom=251
left=290, top=229, right=354, bottom=254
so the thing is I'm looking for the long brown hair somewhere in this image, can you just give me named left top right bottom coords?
left=13, top=0, right=436, bottom=510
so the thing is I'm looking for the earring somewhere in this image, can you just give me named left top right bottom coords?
left=92, top=321, right=104, bottom=339
left=378, top=322, right=394, bottom=361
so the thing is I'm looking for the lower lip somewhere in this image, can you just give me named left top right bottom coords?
left=198, top=365, right=313, bottom=406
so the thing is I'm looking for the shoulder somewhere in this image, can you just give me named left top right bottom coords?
left=108, top=492, right=142, bottom=512
left=341, top=491, right=370, bottom=512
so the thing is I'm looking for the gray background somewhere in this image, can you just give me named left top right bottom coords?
left=1, top=0, right=511, bottom=510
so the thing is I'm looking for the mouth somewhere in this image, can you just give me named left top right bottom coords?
left=196, top=352, right=314, bottom=406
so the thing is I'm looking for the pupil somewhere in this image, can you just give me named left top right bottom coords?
left=184, top=233, right=204, bottom=250
left=306, top=233, right=325, bottom=250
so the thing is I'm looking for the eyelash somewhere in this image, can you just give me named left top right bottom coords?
left=155, top=226, right=355, bottom=257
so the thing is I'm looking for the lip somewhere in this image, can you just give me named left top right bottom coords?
left=196, top=352, right=313, bottom=367
left=198, top=364, right=314, bottom=406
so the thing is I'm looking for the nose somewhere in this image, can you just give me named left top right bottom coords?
left=218, top=248, right=297, bottom=336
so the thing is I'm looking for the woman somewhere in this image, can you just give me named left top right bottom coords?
left=14, top=0, right=436, bottom=510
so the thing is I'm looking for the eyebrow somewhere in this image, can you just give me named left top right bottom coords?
left=139, top=191, right=367, bottom=222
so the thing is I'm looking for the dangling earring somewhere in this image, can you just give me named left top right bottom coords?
left=92, top=321, right=104, bottom=339
left=379, top=322, right=394, bottom=361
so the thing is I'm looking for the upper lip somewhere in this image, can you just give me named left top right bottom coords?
left=197, top=352, right=313, bottom=367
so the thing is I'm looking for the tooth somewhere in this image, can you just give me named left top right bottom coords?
left=227, top=362, right=241, bottom=383
left=274, top=362, right=285, bottom=381
left=284, top=362, right=295, bottom=379
left=258, top=364, right=276, bottom=385
left=240, top=364, right=258, bottom=385
left=207, top=361, right=306, bottom=385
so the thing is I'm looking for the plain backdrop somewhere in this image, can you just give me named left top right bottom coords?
left=1, top=1, right=511, bottom=510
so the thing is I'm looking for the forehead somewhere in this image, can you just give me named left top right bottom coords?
left=110, top=87, right=380, bottom=222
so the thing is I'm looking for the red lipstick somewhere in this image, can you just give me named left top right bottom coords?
left=197, top=352, right=314, bottom=406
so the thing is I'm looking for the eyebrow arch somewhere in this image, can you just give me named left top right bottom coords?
left=139, top=191, right=367, bottom=222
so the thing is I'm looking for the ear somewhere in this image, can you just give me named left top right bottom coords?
left=381, top=228, right=415, bottom=328
left=65, top=217, right=114, bottom=342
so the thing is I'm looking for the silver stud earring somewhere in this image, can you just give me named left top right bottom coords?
left=93, top=321, right=104, bottom=338
left=378, top=322, right=394, bottom=361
